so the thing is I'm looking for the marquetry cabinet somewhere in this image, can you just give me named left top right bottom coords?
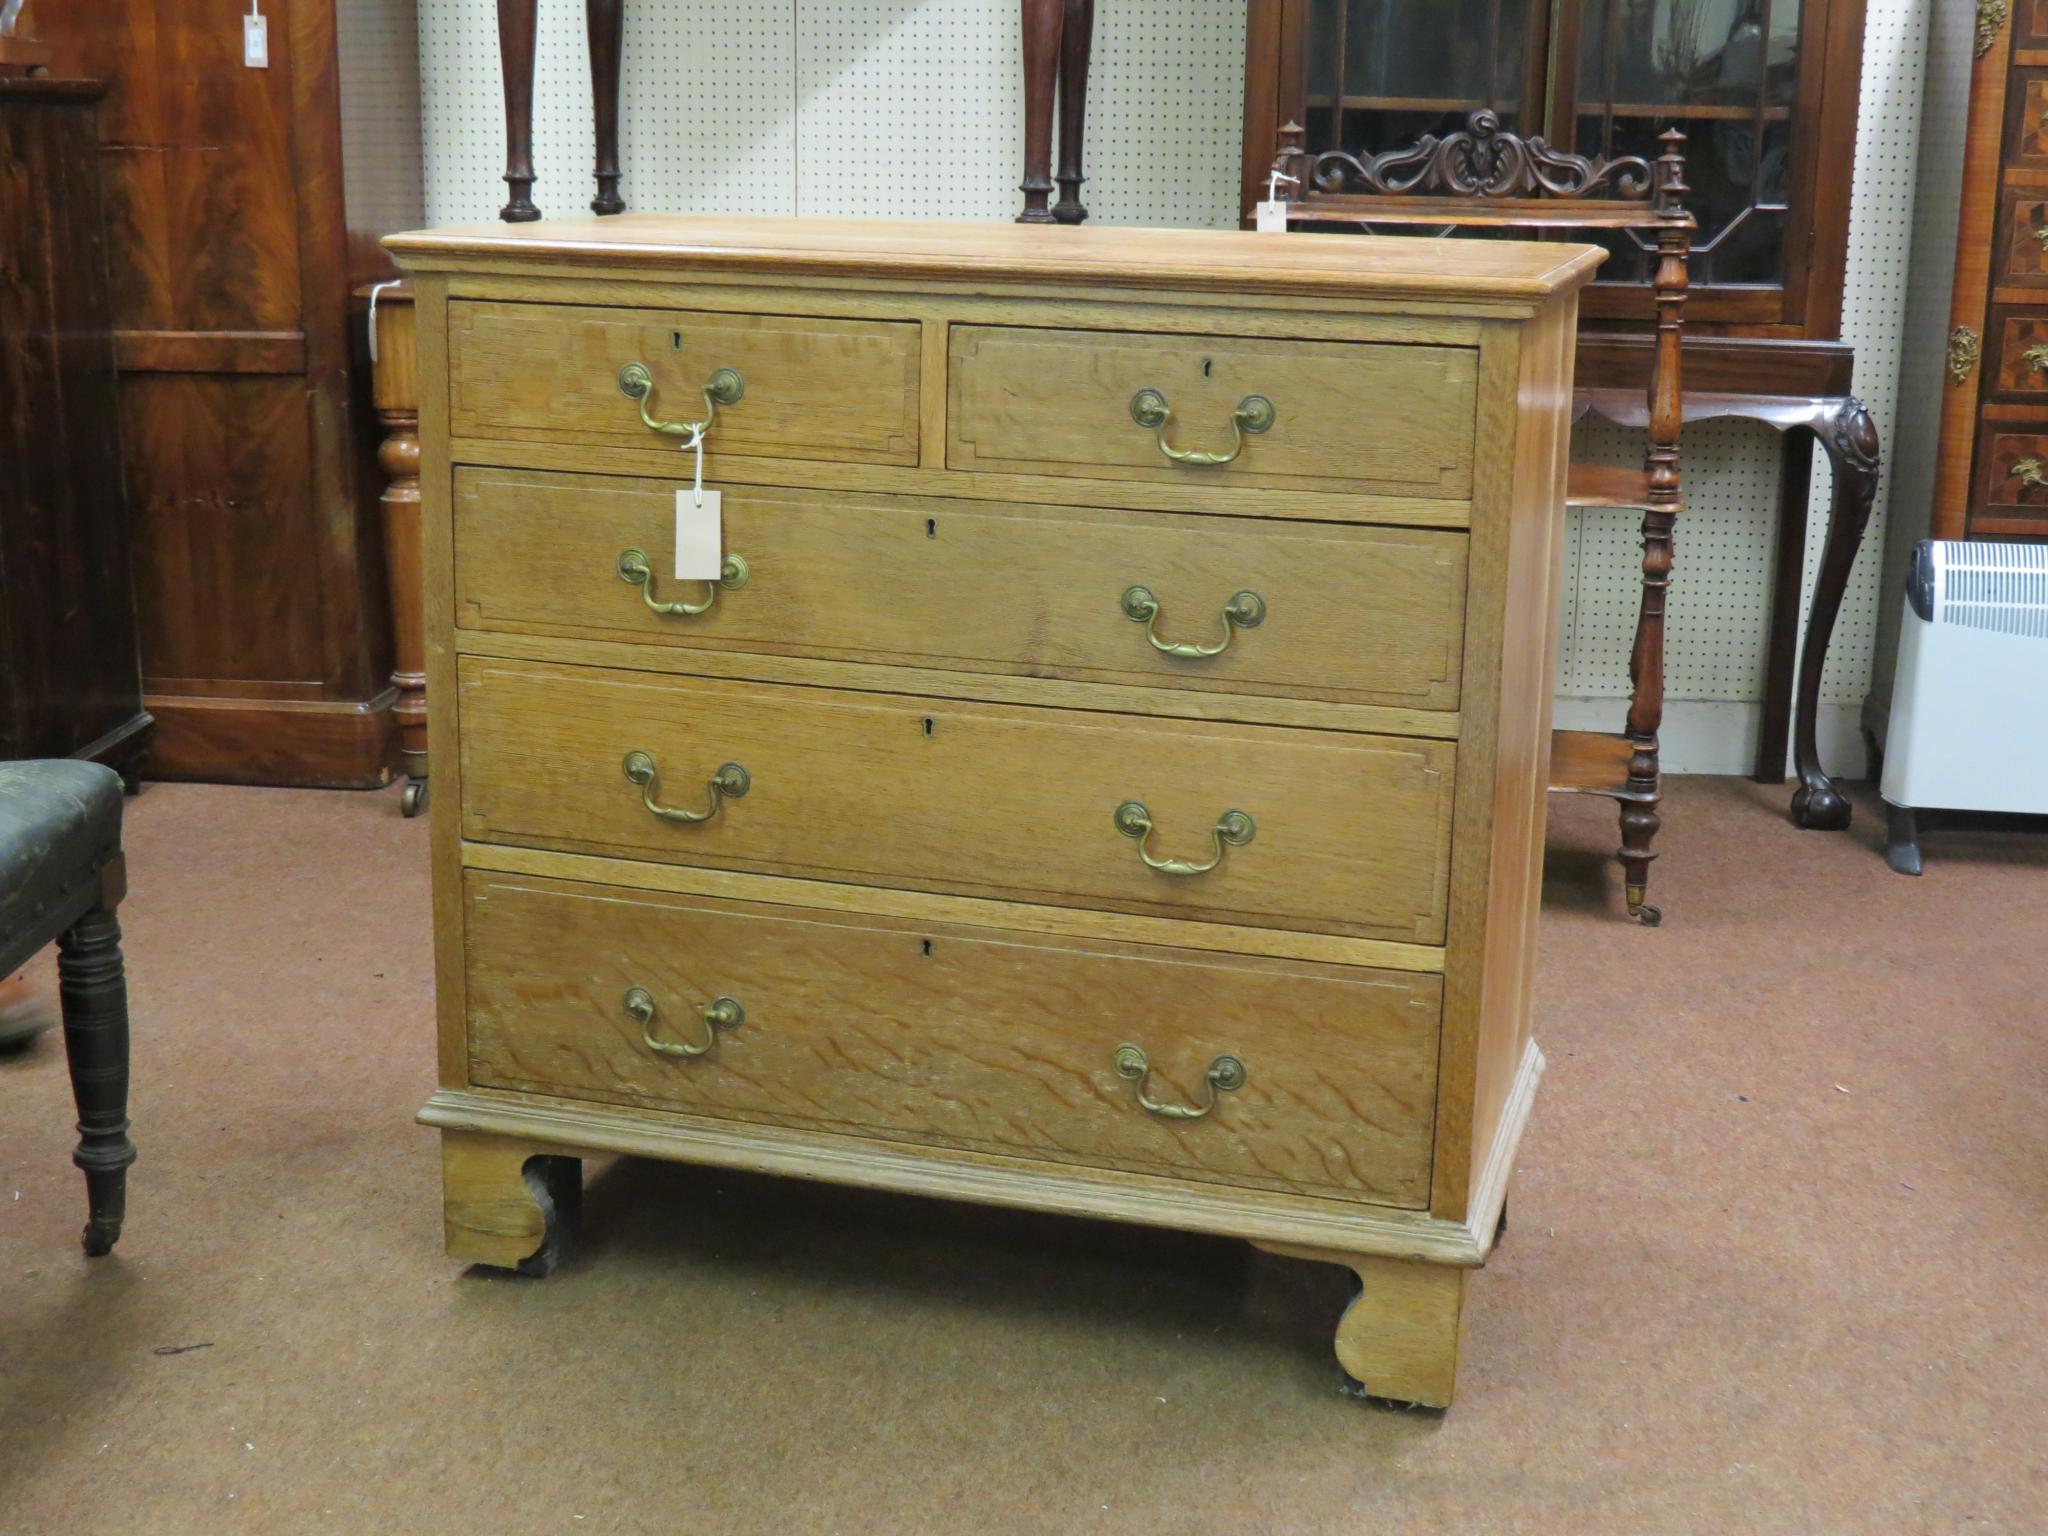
left=391, top=216, right=1599, bottom=1408
left=42, top=0, right=424, bottom=785
left=1868, top=2, right=2048, bottom=748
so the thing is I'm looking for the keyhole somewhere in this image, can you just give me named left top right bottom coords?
left=922, top=717, right=934, bottom=737
left=671, top=331, right=683, bottom=350
left=921, top=938, right=934, bottom=957
left=925, top=518, right=937, bottom=539
left=1202, top=357, right=1213, bottom=378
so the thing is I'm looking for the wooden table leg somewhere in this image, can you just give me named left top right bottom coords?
left=1051, top=0, right=1094, bottom=224
left=497, top=0, right=541, bottom=221
left=1790, top=397, right=1882, bottom=830
left=1018, top=0, right=1062, bottom=223
left=1754, top=429, right=1813, bottom=783
left=587, top=0, right=625, bottom=214
left=364, top=282, right=427, bottom=817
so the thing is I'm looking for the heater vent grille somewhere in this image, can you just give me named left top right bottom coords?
left=1930, top=542, right=2048, bottom=638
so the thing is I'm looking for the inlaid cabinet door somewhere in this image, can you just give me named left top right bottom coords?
left=2004, top=70, right=2048, bottom=171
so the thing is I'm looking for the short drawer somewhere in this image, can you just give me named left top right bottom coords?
left=463, top=871, right=1442, bottom=1207
left=453, top=468, right=1469, bottom=712
left=947, top=325, right=1477, bottom=501
left=457, top=658, right=1456, bottom=944
left=1984, top=306, right=2048, bottom=402
left=447, top=301, right=921, bottom=465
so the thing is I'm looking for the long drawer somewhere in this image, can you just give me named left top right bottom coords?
left=948, top=324, right=1478, bottom=501
left=463, top=871, right=1442, bottom=1207
left=457, top=658, right=1457, bottom=944
left=453, top=468, right=1469, bottom=711
left=447, top=301, right=922, bottom=465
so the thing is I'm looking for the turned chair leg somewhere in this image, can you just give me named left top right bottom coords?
left=57, top=903, right=136, bottom=1257
left=1618, top=794, right=1662, bottom=927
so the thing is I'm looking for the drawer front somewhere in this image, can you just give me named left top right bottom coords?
left=1997, top=191, right=2048, bottom=290
left=1986, top=307, right=2048, bottom=402
left=453, top=468, right=1469, bottom=711
left=947, top=325, right=1477, bottom=501
left=1974, top=422, right=2048, bottom=533
left=447, top=301, right=921, bottom=465
left=464, top=872, right=1442, bottom=1207
left=458, top=658, right=1456, bottom=943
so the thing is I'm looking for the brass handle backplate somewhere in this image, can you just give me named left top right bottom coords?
left=1113, top=801, right=1254, bottom=876
left=1112, top=1043, right=1245, bottom=1120
left=1129, top=387, right=1274, bottom=466
left=625, top=986, right=743, bottom=1059
left=1120, top=584, right=1265, bottom=658
left=618, top=361, right=745, bottom=440
left=617, top=547, right=749, bottom=616
left=623, top=751, right=750, bottom=823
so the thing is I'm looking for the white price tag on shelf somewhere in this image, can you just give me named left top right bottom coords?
left=675, top=488, right=723, bottom=580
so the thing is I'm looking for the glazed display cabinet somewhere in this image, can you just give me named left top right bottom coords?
left=1243, top=0, right=1868, bottom=341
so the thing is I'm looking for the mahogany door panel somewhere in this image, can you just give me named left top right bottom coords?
left=120, top=376, right=327, bottom=692
left=53, top=0, right=305, bottom=338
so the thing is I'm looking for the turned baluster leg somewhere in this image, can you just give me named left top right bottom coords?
left=366, top=282, right=427, bottom=817
left=1018, top=0, right=1062, bottom=223
left=1615, top=130, right=1689, bottom=928
left=58, top=860, right=135, bottom=1259
left=587, top=0, right=625, bottom=215
left=1790, top=398, right=1881, bottom=831
left=497, top=0, right=541, bottom=221
left=1050, top=0, right=1094, bottom=224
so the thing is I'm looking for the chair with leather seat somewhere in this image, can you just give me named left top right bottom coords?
left=0, top=760, right=136, bottom=1255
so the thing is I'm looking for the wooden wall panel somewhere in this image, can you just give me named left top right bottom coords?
left=39, top=0, right=422, bottom=785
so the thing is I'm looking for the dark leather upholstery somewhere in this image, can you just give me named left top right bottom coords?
left=0, top=760, right=124, bottom=973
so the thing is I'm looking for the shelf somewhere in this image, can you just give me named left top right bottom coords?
left=1302, top=95, right=1789, bottom=123
left=1549, top=729, right=1656, bottom=801
left=1565, top=463, right=1682, bottom=512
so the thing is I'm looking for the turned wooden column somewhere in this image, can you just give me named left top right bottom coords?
left=362, top=280, right=428, bottom=817
left=1019, top=0, right=1094, bottom=224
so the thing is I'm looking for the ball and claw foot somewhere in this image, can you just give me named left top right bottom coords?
left=1790, top=778, right=1854, bottom=831
left=401, top=778, right=428, bottom=818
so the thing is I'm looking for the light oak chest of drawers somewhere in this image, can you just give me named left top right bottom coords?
left=390, top=215, right=1598, bottom=1409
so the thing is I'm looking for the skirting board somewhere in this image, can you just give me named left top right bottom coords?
left=1552, top=697, right=1869, bottom=780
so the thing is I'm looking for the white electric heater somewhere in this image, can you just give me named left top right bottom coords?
left=1880, top=539, right=2048, bottom=874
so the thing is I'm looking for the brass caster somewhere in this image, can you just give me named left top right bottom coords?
left=401, top=779, right=428, bottom=818
left=1629, top=901, right=1663, bottom=928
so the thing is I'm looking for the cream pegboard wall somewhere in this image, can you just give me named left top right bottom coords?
left=417, top=0, right=1926, bottom=774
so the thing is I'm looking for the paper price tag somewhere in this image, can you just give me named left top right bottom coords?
left=1254, top=200, right=1288, bottom=233
left=675, top=488, right=723, bottom=580
left=244, top=12, right=269, bottom=67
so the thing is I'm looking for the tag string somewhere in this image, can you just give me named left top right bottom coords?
left=685, top=425, right=706, bottom=508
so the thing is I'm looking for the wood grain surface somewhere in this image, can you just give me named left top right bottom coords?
left=452, top=468, right=1468, bottom=711
left=456, top=657, right=1458, bottom=943
left=947, top=325, right=1477, bottom=500
left=463, top=871, right=1442, bottom=1207
left=448, top=300, right=920, bottom=464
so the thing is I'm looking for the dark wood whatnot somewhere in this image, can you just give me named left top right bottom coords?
left=495, top=0, right=627, bottom=221
left=40, top=0, right=424, bottom=787
left=0, top=78, right=153, bottom=781
left=1237, top=0, right=1880, bottom=831
left=1270, top=112, right=1692, bottom=921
